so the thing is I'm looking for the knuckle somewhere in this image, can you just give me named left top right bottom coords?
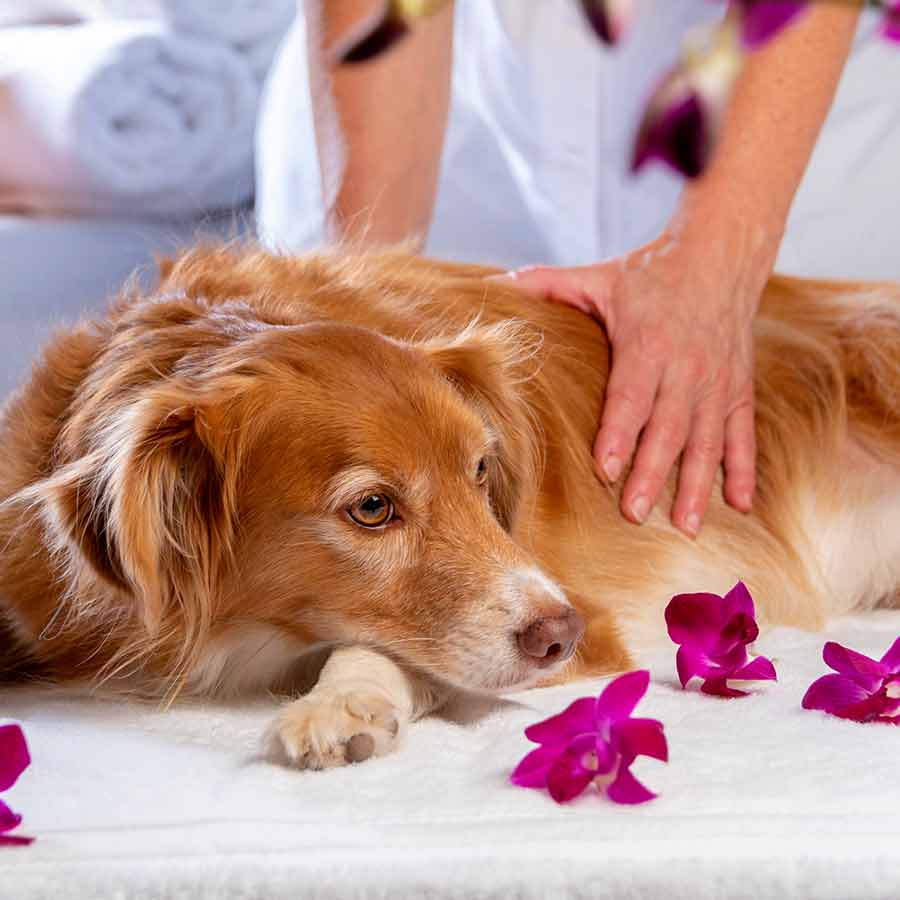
left=653, top=418, right=688, bottom=454
left=688, top=433, right=724, bottom=462
left=606, top=385, right=653, bottom=424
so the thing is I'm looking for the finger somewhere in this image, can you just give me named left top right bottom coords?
left=592, top=345, right=664, bottom=486
left=489, top=265, right=611, bottom=317
left=671, top=398, right=727, bottom=538
left=620, top=379, right=693, bottom=525
left=723, top=394, right=756, bottom=512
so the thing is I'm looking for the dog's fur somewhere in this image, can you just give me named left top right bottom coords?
left=2, top=246, right=900, bottom=767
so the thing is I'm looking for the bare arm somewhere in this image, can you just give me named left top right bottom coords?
left=308, top=0, right=454, bottom=247
left=513, top=3, right=862, bottom=536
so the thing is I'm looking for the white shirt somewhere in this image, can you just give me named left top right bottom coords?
left=256, top=1, right=900, bottom=279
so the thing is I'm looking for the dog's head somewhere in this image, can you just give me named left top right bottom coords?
left=30, top=281, right=583, bottom=694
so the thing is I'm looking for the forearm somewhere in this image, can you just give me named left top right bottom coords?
left=308, top=0, right=454, bottom=247
left=675, top=2, right=862, bottom=272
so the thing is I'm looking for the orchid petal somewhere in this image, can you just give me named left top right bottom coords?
left=718, top=611, right=759, bottom=650
left=509, top=743, right=561, bottom=789
left=835, top=692, right=897, bottom=724
left=546, top=754, right=596, bottom=804
left=0, top=833, right=33, bottom=846
left=0, top=725, right=30, bottom=793
left=632, top=74, right=711, bottom=180
left=665, top=592, right=725, bottom=647
left=611, top=717, right=668, bottom=764
left=879, top=636, right=900, bottom=673
left=577, top=0, right=634, bottom=46
left=737, top=0, right=808, bottom=50
left=523, top=696, right=597, bottom=746
left=730, top=655, right=777, bottom=683
left=823, top=641, right=886, bottom=689
left=676, top=645, right=709, bottom=688
left=701, top=677, right=746, bottom=698
left=722, top=581, right=756, bottom=620
left=710, top=641, right=751, bottom=672
left=802, top=673, right=871, bottom=714
left=883, top=3, right=900, bottom=44
left=0, top=800, right=21, bottom=834
left=594, top=670, right=650, bottom=722
left=565, top=732, right=617, bottom=775
left=606, top=765, right=657, bottom=805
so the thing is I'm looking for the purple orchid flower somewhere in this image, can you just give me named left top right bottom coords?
left=577, top=0, right=635, bottom=46
left=882, top=1, right=900, bottom=43
left=733, top=1, right=809, bottom=50
left=0, top=724, right=33, bottom=846
left=510, top=670, right=667, bottom=804
left=665, top=581, right=777, bottom=697
left=632, top=18, right=743, bottom=178
left=802, top=638, right=900, bottom=724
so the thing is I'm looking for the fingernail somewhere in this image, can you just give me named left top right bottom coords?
left=684, top=512, right=701, bottom=537
left=603, top=454, right=623, bottom=483
left=630, top=495, right=650, bottom=523
left=740, top=492, right=753, bottom=511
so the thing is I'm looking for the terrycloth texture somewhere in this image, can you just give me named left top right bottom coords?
left=3, top=612, right=900, bottom=899
left=0, top=22, right=257, bottom=218
left=103, top=0, right=298, bottom=81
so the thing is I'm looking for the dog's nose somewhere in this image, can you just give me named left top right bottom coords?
left=517, top=608, right=584, bottom=667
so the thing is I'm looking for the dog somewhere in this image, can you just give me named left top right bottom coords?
left=1, top=245, right=899, bottom=768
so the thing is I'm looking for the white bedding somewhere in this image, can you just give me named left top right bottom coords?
left=4, top=611, right=900, bottom=899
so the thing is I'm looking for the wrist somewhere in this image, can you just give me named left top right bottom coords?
left=667, top=180, right=783, bottom=304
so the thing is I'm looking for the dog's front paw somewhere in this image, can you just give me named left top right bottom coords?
left=271, top=689, right=402, bottom=769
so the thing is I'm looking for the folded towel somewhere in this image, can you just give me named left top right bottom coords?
left=103, top=0, right=298, bottom=80
left=0, top=22, right=258, bottom=218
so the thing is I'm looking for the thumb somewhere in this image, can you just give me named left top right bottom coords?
left=488, top=264, right=614, bottom=318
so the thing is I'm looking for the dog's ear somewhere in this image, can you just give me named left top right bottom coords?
left=28, top=387, right=238, bottom=639
left=422, top=323, right=541, bottom=531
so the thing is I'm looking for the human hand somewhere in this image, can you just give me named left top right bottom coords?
left=503, top=224, right=773, bottom=537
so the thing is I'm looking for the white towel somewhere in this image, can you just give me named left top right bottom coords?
left=5, top=612, right=900, bottom=899
left=103, top=0, right=298, bottom=81
left=0, top=22, right=258, bottom=218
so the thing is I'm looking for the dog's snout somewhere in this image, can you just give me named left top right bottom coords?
left=516, top=608, right=584, bottom=667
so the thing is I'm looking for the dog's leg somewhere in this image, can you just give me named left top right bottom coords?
left=270, top=645, right=444, bottom=769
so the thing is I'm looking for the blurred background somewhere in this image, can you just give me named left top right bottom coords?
left=2, top=0, right=900, bottom=396
left=0, top=0, right=297, bottom=393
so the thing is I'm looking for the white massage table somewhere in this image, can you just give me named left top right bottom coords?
left=4, top=613, right=900, bottom=899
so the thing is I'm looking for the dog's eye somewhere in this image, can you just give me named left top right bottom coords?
left=348, top=494, right=395, bottom=529
left=475, top=457, right=488, bottom=486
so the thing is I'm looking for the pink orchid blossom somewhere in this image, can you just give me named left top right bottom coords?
left=0, top=724, right=33, bottom=846
left=577, top=0, right=635, bottom=46
left=882, top=1, right=900, bottom=43
left=510, top=670, right=667, bottom=804
left=665, top=581, right=777, bottom=697
left=802, top=638, right=900, bottom=724
left=632, top=18, right=743, bottom=178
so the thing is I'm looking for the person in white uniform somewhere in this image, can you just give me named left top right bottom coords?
left=256, top=0, right=897, bottom=538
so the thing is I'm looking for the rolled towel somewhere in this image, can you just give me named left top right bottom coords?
left=0, top=22, right=258, bottom=218
left=103, top=0, right=298, bottom=80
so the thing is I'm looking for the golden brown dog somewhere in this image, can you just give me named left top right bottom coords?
left=2, top=246, right=899, bottom=768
